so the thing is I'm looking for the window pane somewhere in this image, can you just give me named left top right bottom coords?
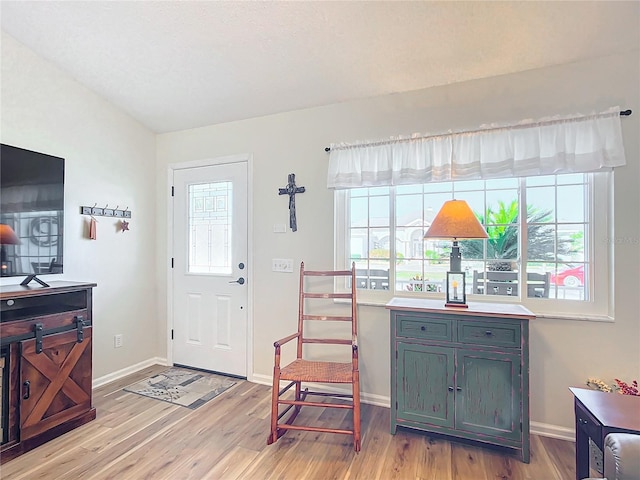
left=457, top=191, right=484, bottom=216
left=523, top=262, right=552, bottom=299
left=459, top=239, right=484, bottom=260
left=188, top=182, right=232, bottom=274
left=486, top=226, right=518, bottom=261
left=424, top=239, right=450, bottom=262
left=350, top=196, right=368, bottom=225
left=370, top=228, right=390, bottom=253
left=485, top=192, right=518, bottom=221
left=355, top=262, right=390, bottom=290
left=526, top=175, right=555, bottom=187
left=397, top=194, right=423, bottom=227
left=350, top=187, right=369, bottom=198
left=470, top=269, right=519, bottom=297
left=369, top=186, right=390, bottom=196
left=557, top=173, right=585, bottom=185
left=397, top=184, right=423, bottom=195
left=455, top=180, right=485, bottom=191
left=370, top=196, right=390, bottom=226
left=424, top=260, right=447, bottom=292
left=527, top=224, right=556, bottom=262
left=396, top=258, right=423, bottom=292
left=486, top=178, right=518, bottom=189
left=559, top=224, right=585, bottom=262
left=527, top=187, right=556, bottom=223
left=557, top=185, right=585, bottom=222
left=547, top=262, right=586, bottom=300
left=425, top=193, right=452, bottom=220
left=350, top=228, right=369, bottom=259
left=424, top=181, right=453, bottom=193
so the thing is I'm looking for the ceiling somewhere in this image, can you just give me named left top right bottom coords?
left=1, top=1, right=638, bottom=134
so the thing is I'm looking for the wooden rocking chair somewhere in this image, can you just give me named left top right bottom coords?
left=267, top=262, right=361, bottom=451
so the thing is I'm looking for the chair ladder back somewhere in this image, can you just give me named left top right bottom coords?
left=298, top=261, right=357, bottom=354
left=302, top=314, right=353, bottom=322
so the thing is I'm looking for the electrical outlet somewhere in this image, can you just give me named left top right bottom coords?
left=272, top=258, right=294, bottom=273
left=114, top=334, right=123, bottom=348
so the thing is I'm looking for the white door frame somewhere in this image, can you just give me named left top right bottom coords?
left=166, top=153, right=253, bottom=380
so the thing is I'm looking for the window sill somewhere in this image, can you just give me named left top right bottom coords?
left=533, top=312, right=614, bottom=323
left=349, top=292, right=615, bottom=322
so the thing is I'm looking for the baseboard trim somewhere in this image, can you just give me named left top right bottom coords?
left=530, top=421, right=575, bottom=441
left=252, top=374, right=576, bottom=440
left=93, top=357, right=169, bottom=389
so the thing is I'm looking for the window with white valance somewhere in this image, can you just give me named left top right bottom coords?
left=327, top=107, right=626, bottom=189
left=330, top=107, right=629, bottom=320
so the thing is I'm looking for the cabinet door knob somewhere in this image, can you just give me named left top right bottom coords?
left=448, top=386, right=454, bottom=391
left=23, top=380, right=30, bottom=400
left=456, top=386, right=462, bottom=391
left=485, top=330, right=493, bottom=336
left=420, top=326, right=426, bottom=331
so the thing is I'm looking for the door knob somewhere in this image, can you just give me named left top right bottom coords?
left=229, top=277, right=245, bottom=285
left=23, top=380, right=31, bottom=400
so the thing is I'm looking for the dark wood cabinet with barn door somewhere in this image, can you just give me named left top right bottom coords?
left=0, top=281, right=96, bottom=463
left=387, top=298, right=534, bottom=463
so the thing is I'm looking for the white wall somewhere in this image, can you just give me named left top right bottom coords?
left=1, top=32, right=158, bottom=379
left=157, top=50, right=640, bottom=435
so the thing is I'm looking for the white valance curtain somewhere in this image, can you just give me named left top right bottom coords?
left=327, top=107, right=626, bottom=189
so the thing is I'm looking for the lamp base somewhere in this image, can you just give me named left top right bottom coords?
left=445, top=302, right=469, bottom=308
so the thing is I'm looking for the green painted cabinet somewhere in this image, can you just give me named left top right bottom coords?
left=388, top=298, right=534, bottom=463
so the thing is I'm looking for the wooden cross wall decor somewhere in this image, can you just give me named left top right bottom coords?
left=278, top=173, right=305, bottom=232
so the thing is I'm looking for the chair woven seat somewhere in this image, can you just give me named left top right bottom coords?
left=280, top=359, right=353, bottom=383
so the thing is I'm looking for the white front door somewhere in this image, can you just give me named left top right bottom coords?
left=172, top=161, right=248, bottom=376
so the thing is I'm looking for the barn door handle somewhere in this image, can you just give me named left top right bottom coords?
left=34, top=323, right=44, bottom=354
left=23, top=380, right=30, bottom=400
left=76, top=316, right=85, bottom=343
left=229, top=277, right=245, bottom=285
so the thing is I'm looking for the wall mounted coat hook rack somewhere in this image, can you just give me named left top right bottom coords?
left=80, top=205, right=132, bottom=218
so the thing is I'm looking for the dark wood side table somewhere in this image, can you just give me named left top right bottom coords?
left=569, top=387, right=640, bottom=480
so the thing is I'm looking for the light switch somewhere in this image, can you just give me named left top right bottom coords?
left=272, top=258, right=294, bottom=272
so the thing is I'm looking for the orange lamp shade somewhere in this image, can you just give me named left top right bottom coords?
left=424, top=200, right=488, bottom=240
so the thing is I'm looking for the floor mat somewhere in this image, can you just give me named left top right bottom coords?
left=123, top=366, right=236, bottom=409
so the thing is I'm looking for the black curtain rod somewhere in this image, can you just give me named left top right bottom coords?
left=324, top=109, right=633, bottom=152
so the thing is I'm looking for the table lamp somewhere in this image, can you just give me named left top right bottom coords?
left=424, top=200, right=488, bottom=307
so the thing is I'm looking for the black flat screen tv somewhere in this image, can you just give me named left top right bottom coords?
left=0, top=144, right=65, bottom=285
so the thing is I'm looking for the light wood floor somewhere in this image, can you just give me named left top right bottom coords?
left=1, top=365, right=577, bottom=479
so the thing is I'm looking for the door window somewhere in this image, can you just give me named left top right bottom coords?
left=188, top=182, right=232, bottom=274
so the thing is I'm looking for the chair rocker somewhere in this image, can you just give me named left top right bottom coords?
left=267, top=262, right=361, bottom=451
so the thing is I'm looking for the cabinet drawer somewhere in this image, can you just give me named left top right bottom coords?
left=458, top=320, right=521, bottom=348
left=0, top=309, right=89, bottom=340
left=396, top=314, right=452, bottom=342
